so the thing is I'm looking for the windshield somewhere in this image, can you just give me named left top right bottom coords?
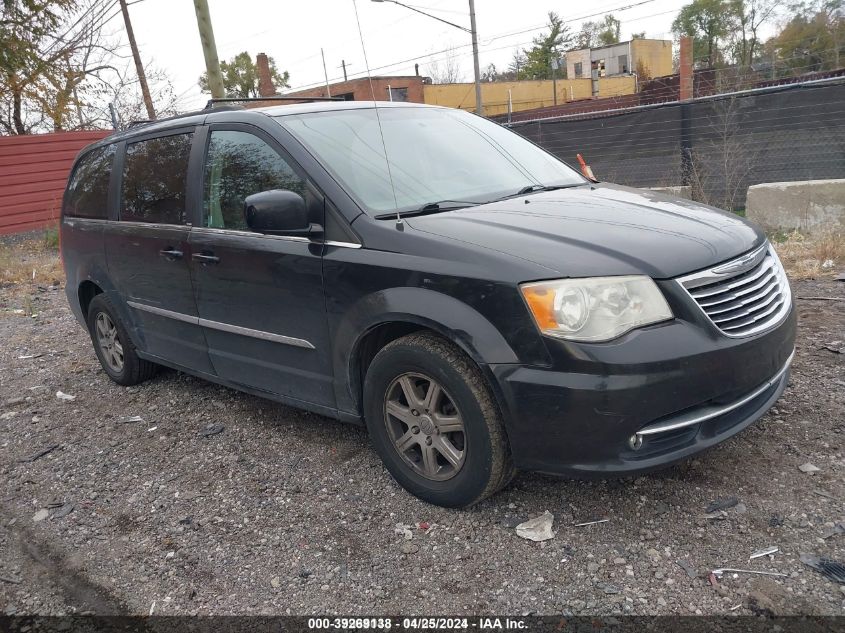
left=276, top=106, right=586, bottom=215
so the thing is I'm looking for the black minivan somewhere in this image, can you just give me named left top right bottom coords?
left=61, top=101, right=795, bottom=507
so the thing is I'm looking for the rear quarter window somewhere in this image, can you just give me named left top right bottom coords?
left=121, top=133, right=193, bottom=224
left=63, top=145, right=115, bottom=218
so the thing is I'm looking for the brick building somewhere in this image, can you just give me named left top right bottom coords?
left=253, top=54, right=427, bottom=104
left=283, top=76, right=427, bottom=103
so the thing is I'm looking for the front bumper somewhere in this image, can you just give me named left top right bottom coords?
left=489, top=284, right=796, bottom=476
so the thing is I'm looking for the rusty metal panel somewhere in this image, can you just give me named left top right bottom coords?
left=0, top=130, right=110, bottom=235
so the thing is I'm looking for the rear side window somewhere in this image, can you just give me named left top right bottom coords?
left=121, top=133, right=193, bottom=224
left=64, top=145, right=115, bottom=218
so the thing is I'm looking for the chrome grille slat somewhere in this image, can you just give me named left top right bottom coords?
left=690, top=258, right=775, bottom=299
left=677, top=244, right=791, bottom=338
left=719, top=296, right=786, bottom=330
left=696, top=269, right=778, bottom=308
left=706, top=283, right=780, bottom=316
left=711, top=289, right=783, bottom=323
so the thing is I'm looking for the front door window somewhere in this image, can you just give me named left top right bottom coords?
left=203, top=130, right=305, bottom=231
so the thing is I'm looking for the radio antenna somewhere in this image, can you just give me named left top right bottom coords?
left=351, top=0, right=402, bottom=228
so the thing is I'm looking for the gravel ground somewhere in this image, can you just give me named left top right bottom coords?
left=1, top=274, right=843, bottom=617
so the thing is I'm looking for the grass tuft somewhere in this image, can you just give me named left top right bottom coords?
left=0, top=237, right=64, bottom=289
left=771, top=230, right=844, bottom=280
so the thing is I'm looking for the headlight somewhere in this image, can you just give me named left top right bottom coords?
left=520, top=275, right=673, bottom=342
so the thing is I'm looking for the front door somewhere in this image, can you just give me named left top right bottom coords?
left=104, top=130, right=214, bottom=374
left=188, top=125, right=334, bottom=409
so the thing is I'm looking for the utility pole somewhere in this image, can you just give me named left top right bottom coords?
left=118, top=0, right=155, bottom=119
left=321, top=48, right=332, bottom=97
left=108, top=103, right=119, bottom=130
left=193, top=0, right=225, bottom=99
left=372, top=0, right=483, bottom=115
left=338, top=59, right=350, bottom=82
left=468, top=0, right=482, bottom=116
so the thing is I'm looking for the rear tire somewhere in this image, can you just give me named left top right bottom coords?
left=363, top=332, right=515, bottom=507
left=86, top=294, right=158, bottom=386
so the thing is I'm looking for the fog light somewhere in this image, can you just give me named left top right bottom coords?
left=629, top=434, right=643, bottom=450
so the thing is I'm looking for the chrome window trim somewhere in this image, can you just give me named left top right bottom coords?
left=63, top=217, right=113, bottom=227
left=190, top=227, right=362, bottom=248
left=89, top=219, right=191, bottom=230
left=64, top=219, right=363, bottom=248
left=127, top=301, right=315, bottom=349
left=324, top=240, right=362, bottom=249
left=190, top=226, right=311, bottom=243
left=676, top=244, right=792, bottom=339
left=635, top=349, right=794, bottom=439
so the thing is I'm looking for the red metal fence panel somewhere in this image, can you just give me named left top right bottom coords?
left=0, top=130, right=110, bottom=235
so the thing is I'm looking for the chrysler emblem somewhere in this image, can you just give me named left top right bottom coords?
left=712, top=245, right=765, bottom=275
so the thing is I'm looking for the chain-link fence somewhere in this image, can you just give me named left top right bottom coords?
left=508, top=78, right=845, bottom=211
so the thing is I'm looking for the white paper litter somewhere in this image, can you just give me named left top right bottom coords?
left=516, top=511, right=555, bottom=542
left=750, top=546, right=779, bottom=560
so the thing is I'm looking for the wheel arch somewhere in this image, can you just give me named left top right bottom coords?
left=333, top=287, right=519, bottom=421
left=78, top=279, right=104, bottom=318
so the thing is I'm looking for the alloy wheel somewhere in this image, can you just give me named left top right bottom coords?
left=383, top=372, right=466, bottom=481
left=95, top=312, right=124, bottom=373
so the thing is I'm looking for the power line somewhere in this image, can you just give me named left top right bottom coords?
left=40, top=0, right=119, bottom=57
left=283, top=0, right=670, bottom=93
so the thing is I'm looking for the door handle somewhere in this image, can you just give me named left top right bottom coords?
left=159, top=248, right=183, bottom=260
left=192, top=253, right=220, bottom=264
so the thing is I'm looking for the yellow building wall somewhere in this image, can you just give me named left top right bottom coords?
left=631, top=39, right=674, bottom=79
left=423, top=76, right=637, bottom=117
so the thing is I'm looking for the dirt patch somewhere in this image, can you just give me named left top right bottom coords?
left=1, top=258, right=844, bottom=615
left=1, top=513, right=128, bottom=615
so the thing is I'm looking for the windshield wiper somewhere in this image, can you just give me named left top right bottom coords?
left=375, top=200, right=480, bottom=220
left=495, top=183, right=585, bottom=202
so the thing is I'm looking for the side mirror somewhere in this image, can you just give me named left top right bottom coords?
left=244, top=189, right=318, bottom=236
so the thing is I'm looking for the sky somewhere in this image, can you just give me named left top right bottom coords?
left=122, top=0, right=698, bottom=112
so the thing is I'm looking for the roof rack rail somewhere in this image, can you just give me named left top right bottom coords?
left=204, top=96, right=344, bottom=109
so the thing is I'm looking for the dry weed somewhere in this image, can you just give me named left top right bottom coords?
left=772, top=230, right=844, bottom=280
left=0, top=236, right=64, bottom=314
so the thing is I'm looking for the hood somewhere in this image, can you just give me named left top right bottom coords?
left=405, top=183, right=764, bottom=279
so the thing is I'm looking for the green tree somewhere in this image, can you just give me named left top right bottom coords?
left=506, top=49, right=527, bottom=79
left=0, top=0, right=77, bottom=133
left=764, top=0, right=844, bottom=72
left=579, top=14, right=622, bottom=48
left=481, top=62, right=498, bottom=82
left=522, top=12, right=573, bottom=79
left=672, top=0, right=734, bottom=67
left=199, top=51, right=290, bottom=98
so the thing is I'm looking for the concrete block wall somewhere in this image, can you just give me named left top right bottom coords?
left=746, top=179, right=845, bottom=234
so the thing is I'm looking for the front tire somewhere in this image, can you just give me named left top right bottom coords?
left=86, top=294, right=158, bottom=386
left=363, top=332, right=514, bottom=507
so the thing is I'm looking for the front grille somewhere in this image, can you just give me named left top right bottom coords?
left=678, top=243, right=791, bottom=337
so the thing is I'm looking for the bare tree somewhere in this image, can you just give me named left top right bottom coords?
left=82, top=61, right=179, bottom=130
left=690, top=96, right=759, bottom=210
left=728, top=0, right=783, bottom=67
left=426, top=45, right=464, bottom=84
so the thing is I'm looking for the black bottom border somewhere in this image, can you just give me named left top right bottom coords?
left=1, top=616, right=844, bottom=633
